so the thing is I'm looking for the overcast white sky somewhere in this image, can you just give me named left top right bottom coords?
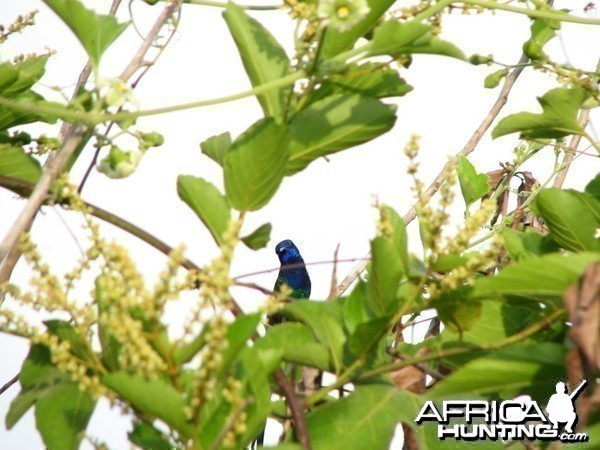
left=0, top=0, right=599, bottom=448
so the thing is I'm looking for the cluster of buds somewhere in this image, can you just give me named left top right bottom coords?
left=0, top=10, right=37, bottom=43
left=186, top=316, right=229, bottom=420
left=222, top=377, right=248, bottom=447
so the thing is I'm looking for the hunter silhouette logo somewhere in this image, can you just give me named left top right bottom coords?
left=415, top=379, right=589, bottom=443
left=546, top=380, right=587, bottom=433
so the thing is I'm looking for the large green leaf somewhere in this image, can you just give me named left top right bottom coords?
left=284, top=300, right=346, bottom=373
left=307, top=384, right=424, bottom=450
left=43, top=0, right=129, bottom=68
left=473, top=252, right=600, bottom=298
left=102, top=372, right=192, bottom=437
left=223, top=3, right=290, bottom=118
left=311, top=63, right=412, bottom=103
left=0, top=145, right=41, bottom=184
left=456, top=156, right=490, bottom=208
left=219, top=313, right=261, bottom=376
left=369, top=20, right=465, bottom=60
left=35, top=383, right=96, bottom=450
left=287, top=94, right=396, bottom=174
left=177, top=175, right=231, bottom=246
left=492, top=87, right=587, bottom=139
left=224, top=118, right=289, bottom=211
left=255, top=322, right=330, bottom=370
left=530, top=188, right=600, bottom=252
left=320, top=0, right=395, bottom=58
left=427, top=343, right=566, bottom=402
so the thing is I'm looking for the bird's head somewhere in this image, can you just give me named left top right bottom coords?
left=275, top=239, right=302, bottom=264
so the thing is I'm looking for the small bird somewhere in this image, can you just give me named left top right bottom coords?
left=269, top=239, right=312, bottom=323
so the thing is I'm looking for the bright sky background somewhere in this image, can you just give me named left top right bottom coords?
left=0, top=0, right=599, bottom=448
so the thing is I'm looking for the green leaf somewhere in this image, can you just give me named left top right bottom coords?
left=311, top=63, right=412, bottom=102
left=43, top=0, right=129, bottom=68
left=346, top=316, right=390, bottom=357
left=200, top=132, right=231, bottom=166
left=430, top=288, right=482, bottom=333
left=456, top=156, right=490, bottom=207
left=585, top=172, right=600, bottom=199
left=285, top=300, right=346, bottom=373
left=19, top=345, right=66, bottom=389
left=102, top=372, right=192, bottom=437
left=484, top=68, right=509, bottom=89
left=219, top=313, right=261, bottom=375
left=35, top=383, right=96, bottom=450
left=0, top=56, right=49, bottom=98
left=367, top=237, right=404, bottom=316
left=502, top=228, right=559, bottom=260
left=255, top=322, right=330, bottom=370
left=307, top=384, right=424, bottom=450
left=0, top=145, right=41, bottom=184
left=381, top=205, right=409, bottom=273
left=343, top=280, right=370, bottom=334
left=0, top=91, right=58, bottom=131
left=223, top=3, right=290, bottom=118
left=287, top=94, right=396, bottom=174
left=473, top=252, right=600, bottom=299
left=369, top=20, right=465, bottom=60
left=530, top=188, right=600, bottom=252
left=95, top=276, right=122, bottom=370
left=241, top=223, right=272, bottom=250
left=224, top=118, right=289, bottom=211
left=6, top=389, right=45, bottom=429
left=492, top=87, right=588, bottom=139
left=44, top=320, right=95, bottom=363
left=427, top=343, right=566, bottom=402
left=129, top=422, right=175, bottom=450
left=177, top=175, right=231, bottom=246
left=522, top=18, right=559, bottom=60
left=320, top=0, right=395, bottom=58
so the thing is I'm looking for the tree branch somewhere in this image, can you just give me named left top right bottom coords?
left=273, top=369, right=312, bottom=450
left=336, top=54, right=530, bottom=296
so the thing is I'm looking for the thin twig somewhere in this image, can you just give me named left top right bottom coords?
left=553, top=109, right=591, bottom=189
left=273, top=369, right=312, bottom=450
left=336, top=54, right=530, bottom=296
left=234, top=258, right=364, bottom=281
left=0, top=374, right=19, bottom=396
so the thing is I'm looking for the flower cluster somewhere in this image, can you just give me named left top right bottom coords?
left=222, top=377, right=248, bottom=447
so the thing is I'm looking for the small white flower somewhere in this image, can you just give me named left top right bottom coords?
left=317, top=0, right=370, bottom=32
